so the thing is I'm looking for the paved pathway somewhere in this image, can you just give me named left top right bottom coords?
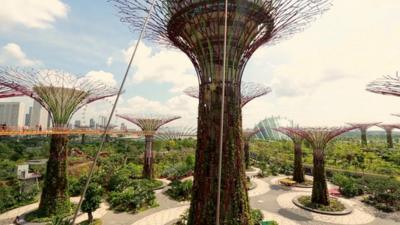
left=2, top=174, right=399, bottom=225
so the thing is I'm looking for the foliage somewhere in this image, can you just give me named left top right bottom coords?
left=78, top=219, right=102, bottom=225
left=331, top=174, right=362, bottom=197
left=0, top=180, right=39, bottom=213
left=166, top=180, right=193, bottom=201
left=107, top=180, right=156, bottom=212
left=250, top=209, right=264, bottom=224
left=49, top=216, right=73, bottom=225
left=81, top=183, right=103, bottom=224
left=173, top=209, right=189, bottom=225
left=159, top=154, right=195, bottom=180
left=298, top=196, right=346, bottom=212
left=361, top=176, right=400, bottom=212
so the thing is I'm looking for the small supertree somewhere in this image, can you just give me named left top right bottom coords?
left=243, top=128, right=259, bottom=170
left=0, top=67, right=118, bottom=216
left=116, top=114, right=180, bottom=179
left=184, top=82, right=272, bottom=107
left=285, top=127, right=354, bottom=205
left=347, top=123, right=380, bottom=146
left=377, top=124, right=400, bottom=148
left=0, top=86, right=23, bottom=98
left=274, top=127, right=305, bottom=183
left=81, top=183, right=103, bottom=224
left=156, top=126, right=197, bottom=141
left=111, top=0, right=330, bottom=223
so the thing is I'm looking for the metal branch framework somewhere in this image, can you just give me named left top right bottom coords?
left=347, top=122, right=381, bottom=131
left=284, top=127, right=355, bottom=149
left=367, top=72, right=400, bottom=97
left=0, top=86, right=24, bottom=98
left=0, top=67, right=119, bottom=127
left=184, top=82, right=272, bottom=107
left=156, top=126, right=197, bottom=140
left=274, top=127, right=303, bottom=143
left=116, top=114, right=181, bottom=132
left=377, top=124, right=400, bottom=132
left=112, top=0, right=330, bottom=84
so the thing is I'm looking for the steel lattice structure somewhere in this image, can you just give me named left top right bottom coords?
left=367, top=72, right=400, bottom=97
left=0, top=86, right=24, bottom=98
left=377, top=124, right=400, bottom=148
left=274, top=127, right=303, bottom=143
left=116, top=114, right=181, bottom=132
left=347, top=122, right=380, bottom=146
left=184, top=82, right=272, bottom=107
left=0, top=67, right=119, bottom=127
left=285, top=127, right=355, bottom=149
left=117, top=113, right=180, bottom=179
left=156, top=126, right=197, bottom=140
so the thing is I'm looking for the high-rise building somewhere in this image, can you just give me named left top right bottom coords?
left=74, top=120, right=81, bottom=128
left=89, top=118, right=95, bottom=129
left=98, top=116, right=107, bottom=128
left=30, top=100, right=48, bottom=130
left=120, top=122, right=127, bottom=131
left=25, top=106, right=32, bottom=126
left=0, top=102, right=25, bottom=127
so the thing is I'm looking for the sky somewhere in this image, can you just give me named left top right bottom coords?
left=0, top=0, right=400, bottom=130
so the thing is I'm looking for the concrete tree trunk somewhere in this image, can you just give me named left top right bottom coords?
left=386, top=129, right=393, bottom=148
left=38, top=134, right=71, bottom=216
left=293, top=142, right=304, bottom=183
left=188, top=82, right=251, bottom=225
left=143, top=135, right=154, bottom=179
left=311, top=148, right=329, bottom=205
left=244, top=140, right=250, bottom=170
left=361, top=129, right=367, bottom=146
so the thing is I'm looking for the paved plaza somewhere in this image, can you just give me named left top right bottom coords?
left=1, top=175, right=398, bottom=225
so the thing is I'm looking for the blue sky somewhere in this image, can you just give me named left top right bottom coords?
left=1, top=0, right=400, bottom=129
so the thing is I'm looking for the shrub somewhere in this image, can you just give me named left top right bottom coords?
left=331, top=174, right=362, bottom=197
left=81, top=183, right=103, bottom=224
left=173, top=209, right=189, bottom=225
left=165, top=180, right=192, bottom=201
left=107, top=180, right=156, bottom=213
left=361, top=177, right=400, bottom=212
left=0, top=181, right=39, bottom=213
left=251, top=209, right=263, bottom=224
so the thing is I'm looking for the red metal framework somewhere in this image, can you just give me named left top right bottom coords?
left=0, top=67, right=119, bottom=127
left=367, top=72, right=400, bottom=97
left=116, top=114, right=181, bottom=132
left=282, top=127, right=355, bottom=149
left=0, top=86, right=24, bottom=98
left=184, top=82, right=271, bottom=107
left=347, top=122, right=381, bottom=131
left=156, top=125, right=197, bottom=140
left=274, top=127, right=303, bottom=143
left=377, top=124, right=400, bottom=132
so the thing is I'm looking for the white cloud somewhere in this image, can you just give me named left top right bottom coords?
left=106, top=57, right=113, bottom=66
left=0, top=43, right=42, bottom=66
left=0, top=0, right=68, bottom=30
left=84, top=70, right=118, bottom=87
left=122, top=41, right=197, bottom=93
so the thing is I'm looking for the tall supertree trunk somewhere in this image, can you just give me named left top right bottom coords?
left=244, top=140, right=250, bottom=170
left=143, top=135, right=153, bottom=179
left=311, top=148, right=329, bottom=205
left=81, top=134, right=86, bottom=145
left=386, top=130, right=393, bottom=148
left=38, top=134, right=70, bottom=216
left=293, top=142, right=304, bottom=183
left=361, top=129, right=367, bottom=146
left=188, top=83, right=251, bottom=225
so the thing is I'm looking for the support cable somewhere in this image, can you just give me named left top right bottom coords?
left=216, top=0, right=229, bottom=224
left=70, top=0, right=157, bottom=223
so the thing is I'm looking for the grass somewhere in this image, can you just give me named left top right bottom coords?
left=78, top=219, right=102, bottom=225
left=298, top=196, right=346, bottom=212
left=24, top=204, right=76, bottom=222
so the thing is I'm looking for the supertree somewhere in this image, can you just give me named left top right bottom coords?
left=0, top=67, right=118, bottom=216
left=242, top=128, right=259, bottom=170
left=377, top=124, right=400, bottom=148
left=156, top=126, right=197, bottom=141
left=116, top=114, right=180, bottom=179
left=347, top=122, right=380, bottom=147
left=0, top=86, right=24, bottom=98
left=285, top=127, right=354, bottom=205
left=274, top=127, right=305, bottom=183
left=111, top=1, right=330, bottom=224
left=184, top=82, right=272, bottom=107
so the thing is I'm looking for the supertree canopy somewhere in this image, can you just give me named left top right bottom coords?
left=377, top=124, right=400, bottom=148
left=111, top=0, right=330, bottom=224
left=156, top=125, right=197, bottom=141
left=0, top=86, right=24, bottom=98
left=285, top=127, right=354, bottom=205
left=347, top=122, right=380, bottom=147
left=274, top=127, right=305, bottom=183
left=184, top=82, right=272, bottom=107
left=0, top=67, right=119, bottom=217
left=117, top=114, right=180, bottom=179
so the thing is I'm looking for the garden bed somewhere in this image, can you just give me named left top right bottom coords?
left=293, top=196, right=352, bottom=215
left=278, top=177, right=313, bottom=188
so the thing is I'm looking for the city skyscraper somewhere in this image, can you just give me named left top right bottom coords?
left=30, top=100, right=49, bottom=130
left=25, top=106, right=32, bottom=126
left=89, top=118, right=95, bottom=129
left=0, top=102, right=25, bottom=127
